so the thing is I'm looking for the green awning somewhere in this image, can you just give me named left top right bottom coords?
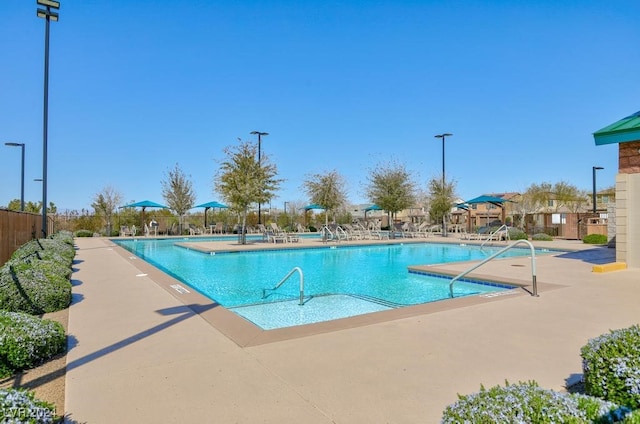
left=593, top=110, right=640, bottom=146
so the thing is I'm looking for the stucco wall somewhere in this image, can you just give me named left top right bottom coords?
left=616, top=173, right=640, bottom=268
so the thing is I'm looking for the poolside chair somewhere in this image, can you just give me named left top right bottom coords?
left=189, top=224, right=204, bottom=235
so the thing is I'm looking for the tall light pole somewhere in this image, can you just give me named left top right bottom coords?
left=37, top=0, right=59, bottom=237
left=4, top=142, right=26, bottom=211
left=250, top=130, right=269, bottom=224
left=284, top=201, right=289, bottom=230
left=592, top=166, right=604, bottom=214
left=434, top=133, right=453, bottom=237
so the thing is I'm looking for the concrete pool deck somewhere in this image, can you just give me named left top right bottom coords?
left=65, top=236, right=640, bottom=423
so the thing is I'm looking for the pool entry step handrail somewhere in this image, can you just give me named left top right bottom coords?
left=262, top=266, right=305, bottom=305
left=480, top=224, right=510, bottom=249
left=450, top=240, right=538, bottom=298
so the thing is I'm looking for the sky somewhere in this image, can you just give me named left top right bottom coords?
left=1, top=0, right=638, bottom=213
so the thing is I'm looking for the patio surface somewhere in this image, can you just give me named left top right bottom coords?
left=65, top=235, right=639, bottom=423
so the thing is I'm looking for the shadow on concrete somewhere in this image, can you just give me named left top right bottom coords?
left=66, top=303, right=218, bottom=372
left=555, top=247, right=615, bottom=265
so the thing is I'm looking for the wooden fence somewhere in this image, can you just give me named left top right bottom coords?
left=0, top=209, right=53, bottom=264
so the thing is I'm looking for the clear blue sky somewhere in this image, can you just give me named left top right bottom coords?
left=1, top=0, right=638, bottom=213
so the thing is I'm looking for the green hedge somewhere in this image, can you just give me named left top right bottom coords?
left=0, top=311, right=66, bottom=378
left=582, top=325, right=640, bottom=409
left=583, top=234, right=608, bottom=245
left=0, top=233, right=74, bottom=315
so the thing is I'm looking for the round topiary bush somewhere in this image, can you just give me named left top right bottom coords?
left=532, top=233, right=554, bottom=241
left=0, top=311, right=66, bottom=378
left=0, top=388, right=57, bottom=423
left=581, top=325, right=640, bottom=409
left=441, top=381, right=627, bottom=423
left=583, top=234, right=608, bottom=245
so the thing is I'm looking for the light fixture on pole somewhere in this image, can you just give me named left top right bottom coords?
left=250, top=130, right=269, bottom=225
left=37, top=0, right=60, bottom=237
left=434, top=133, right=453, bottom=237
left=4, top=142, right=26, bottom=211
left=592, top=166, right=604, bottom=214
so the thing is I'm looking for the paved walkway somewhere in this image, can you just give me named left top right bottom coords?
left=65, top=237, right=639, bottom=423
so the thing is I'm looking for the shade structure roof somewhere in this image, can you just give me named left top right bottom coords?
left=194, top=201, right=228, bottom=209
left=120, top=200, right=167, bottom=209
left=594, top=110, right=640, bottom=146
left=364, top=204, right=383, bottom=211
left=457, top=195, right=510, bottom=210
left=301, top=203, right=326, bottom=211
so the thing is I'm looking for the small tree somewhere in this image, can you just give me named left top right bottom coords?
left=215, top=140, right=281, bottom=244
left=427, top=177, right=456, bottom=233
left=365, top=161, right=416, bottom=237
left=302, top=170, right=348, bottom=226
left=162, top=163, right=196, bottom=234
left=91, top=186, right=122, bottom=236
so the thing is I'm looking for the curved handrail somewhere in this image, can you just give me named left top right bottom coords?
left=480, top=224, right=510, bottom=249
left=449, top=240, right=538, bottom=298
left=262, top=266, right=305, bottom=305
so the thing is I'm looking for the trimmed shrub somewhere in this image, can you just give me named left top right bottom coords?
left=583, top=234, right=608, bottom=245
left=0, top=235, right=74, bottom=315
left=508, top=228, right=528, bottom=240
left=0, top=311, right=66, bottom=378
left=581, top=325, right=640, bottom=408
left=441, top=381, right=627, bottom=423
left=0, top=261, right=72, bottom=315
left=532, top=232, right=554, bottom=241
left=0, top=388, right=57, bottom=423
left=74, top=229, right=94, bottom=237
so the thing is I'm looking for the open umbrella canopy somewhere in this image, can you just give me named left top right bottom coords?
left=120, top=200, right=168, bottom=209
left=301, top=203, right=326, bottom=211
left=194, top=201, right=228, bottom=209
left=365, top=204, right=383, bottom=211
left=194, top=201, right=229, bottom=228
left=119, top=200, right=168, bottom=232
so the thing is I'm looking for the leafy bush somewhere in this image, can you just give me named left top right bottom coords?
left=0, top=261, right=72, bottom=315
left=584, top=234, right=608, bottom=245
left=441, top=381, right=627, bottom=423
left=0, top=311, right=66, bottom=378
left=74, top=229, right=93, bottom=237
left=532, top=233, right=554, bottom=241
left=581, top=325, right=640, bottom=408
left=508, top=228, right=528, bottom=240
left=0, top=236, right=73, bottom=315
left=0, top=388, right=57, bottom=423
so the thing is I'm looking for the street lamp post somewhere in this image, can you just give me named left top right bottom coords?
left=4, top=143, right=26, bottom=211
left=250, top=130, right=269, bottom=225
left=284, top=201, right=289, bottom=230
left=592, top=166, right=604, bottom=214
left=37, top=0, right=59, bottom=237
left=434, top=133, right=453, bottom=237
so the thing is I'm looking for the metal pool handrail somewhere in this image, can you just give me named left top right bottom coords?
left=480, top=224, right=510, bottom=249
left=262, top=266, right=305, bottom=305
left=449, top=240, right=538, bottom=298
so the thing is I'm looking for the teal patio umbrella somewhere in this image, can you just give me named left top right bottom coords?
left=301, top=203, right=327, bottom=226
left=120, top=200, right=168, bottom=230
left=194, top=201, right=228, bottom=228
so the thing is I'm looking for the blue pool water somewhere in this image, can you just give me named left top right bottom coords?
left=113, top=238, right=542, bottom=329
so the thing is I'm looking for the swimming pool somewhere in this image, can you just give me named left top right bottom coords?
left=113, top=238, right=539, bottom=329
